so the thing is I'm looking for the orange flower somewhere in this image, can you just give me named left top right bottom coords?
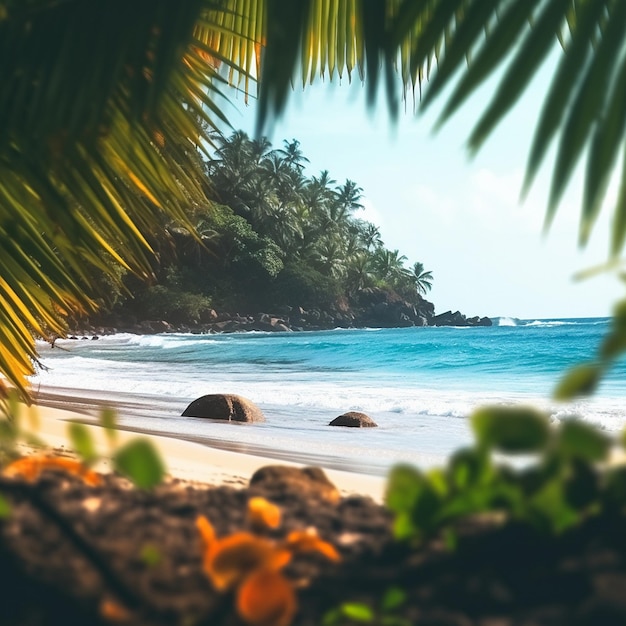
left=201, top=531, right=291, bottom=591
left=196, top=514, right=340, bottom=626
left=247, top=497, right=281, bottom=530
left=237, top=569, right=296, bottom=626
left=3, top=456, right=101, bottom=486
left=99, top=599, right=132, bottom=622
left=196, top=515, right=216, bottom=548
left=285, top=528, right=341, bottom=562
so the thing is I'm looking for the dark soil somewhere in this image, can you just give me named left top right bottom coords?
left=2, top=468, right=626, bottom=626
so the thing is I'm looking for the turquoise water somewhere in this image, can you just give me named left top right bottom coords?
left=32, top=317, right=626, bottom=475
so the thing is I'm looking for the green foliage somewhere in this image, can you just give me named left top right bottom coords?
left=0, top=493, right=11, bottom=518
left=100, top=408, right=119, bottom=447
left=0, top=399, right=166, bottom=492
left=67, top=423, right=99, bottom=466
left=0, top=392, right=45, bottom=464
left=273, top=261, right=343, bottom=309
left=385, top=405, right=626, bottom=542
left=113, top=439, right=166, bottom=490
left=554, top=363, right=603, bottom=400
left=555, top=298, right=626, bottom=400
left=137, top=285, right=214, bottom=324
left=471, top=405, right=550, bottom=454
left=324, top=588, right=410, bottom=626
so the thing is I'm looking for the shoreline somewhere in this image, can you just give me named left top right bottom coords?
left=21, top=397, right=387, bottom=502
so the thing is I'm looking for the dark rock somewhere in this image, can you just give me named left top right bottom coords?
left=397, top=313, right=414, bottom=327
left=249, top=465, right=340, bottom=503
left=182, top=394, right=265, bottom=423
left=432, top=310, right=467, bottom=327
left=329, top=411, right=378, bottom=428
left=206, top=309, right=219, bottom=321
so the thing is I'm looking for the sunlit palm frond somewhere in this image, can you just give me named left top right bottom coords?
left=255, top=0, right=458, bottom=132
left=0, top=0, right=249, bottom=398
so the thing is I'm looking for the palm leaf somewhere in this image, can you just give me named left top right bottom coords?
left=0, top=0, right=256, bottom=398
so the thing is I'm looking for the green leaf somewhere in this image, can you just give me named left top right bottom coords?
left=471, top=406, right=550, bottom=454
left=68, top=422, right=99, bottom=465
left=0, top=419, right=18, bottom=444
left=139, top=543, right=162, bottom=567
left=411, top=482, right=443, bottom=533
left=99, top=408, right=119, bottom=447
left=340, top=602, right=374, bottom=623
left=557, top=420, right=611, bottom=462
left=392, top=511, right=416, bottom=542
left=553, top=363, right=603, bottom=400
left=604, top=466, right=626, bottom=507
left=385, top=464, right=423, bottom=513
left=381, top=587, right=407, bottom=612
left=0, top=494, right=11, bottom=518
left=113, top=439, right=165, bottom=489
left=529, top=478, right=580, bottom=534
left=6, top=390, right=22, bottom=425
left=322, top=607, right=343, bottom=626
left=564, top=459, right=598, bottom=511
left=448, top=447, right=491, bottom=490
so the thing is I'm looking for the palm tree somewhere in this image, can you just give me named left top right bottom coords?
left=3, top=0, right=622, bottom=398
left=277, top=139, right=310, bottom=172
left=359, top=223, right=384, bottom=251
left=412, top=262, right=434, bottom=296
left=371, top=248, right=410, bottom=285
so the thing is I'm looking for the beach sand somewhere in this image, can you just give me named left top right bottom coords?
left=18, top=400, right=386, bottom=501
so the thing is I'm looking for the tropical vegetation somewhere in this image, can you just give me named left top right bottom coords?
left=97, top=131, right=432, bottom=326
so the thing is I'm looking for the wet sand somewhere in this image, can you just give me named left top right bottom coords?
left=18, top=397, right=386, bottom=501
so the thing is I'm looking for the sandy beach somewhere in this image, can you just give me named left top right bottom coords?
left=19, top=399, right=386, bottom=501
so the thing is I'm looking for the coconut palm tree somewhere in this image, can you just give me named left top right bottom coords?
left=371, top=248, right=410, bottom=285
left=412, top=262, right=434, bottom=296
left=3, top=0, right=623, bottom=398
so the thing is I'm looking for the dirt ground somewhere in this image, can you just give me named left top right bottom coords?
left=2, top=467, right=626, bottom=626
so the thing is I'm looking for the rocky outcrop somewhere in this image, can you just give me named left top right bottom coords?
left=83, top=287, right=492, bottom=334
left=329, top=411, right=378, bottom=428
left=432, top=311, right=492, bottom=327
left=182, top=394, right=265, bottom=423
left=249, top=465, right=340, bottom=503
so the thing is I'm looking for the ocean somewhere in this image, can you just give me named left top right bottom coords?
left=31, top=317, right=626, bottom=476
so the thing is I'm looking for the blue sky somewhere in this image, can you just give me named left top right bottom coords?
left=216, top=53, right=620, bottom=320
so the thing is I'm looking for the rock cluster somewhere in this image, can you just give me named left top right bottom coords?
left=81, top=287, right=491, bottom=335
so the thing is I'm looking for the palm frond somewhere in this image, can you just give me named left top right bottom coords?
left=0, top=0, right=251, bottom=398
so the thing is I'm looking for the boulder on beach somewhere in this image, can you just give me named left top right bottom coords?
left=182, top=394, right=265, bottom=423
left=249, top=465, right=340, bottom=503
left=329, top=411, right=378, bottom=428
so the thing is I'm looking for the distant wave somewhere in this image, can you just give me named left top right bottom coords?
left=494, top=317, right=609, bottom=328
left=496, top=317, right=519, bottom=326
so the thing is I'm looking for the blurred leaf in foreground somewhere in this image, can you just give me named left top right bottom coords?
left=471, top=406, right=551, bottom=454
left=113, top=439, right=166, bottom=489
